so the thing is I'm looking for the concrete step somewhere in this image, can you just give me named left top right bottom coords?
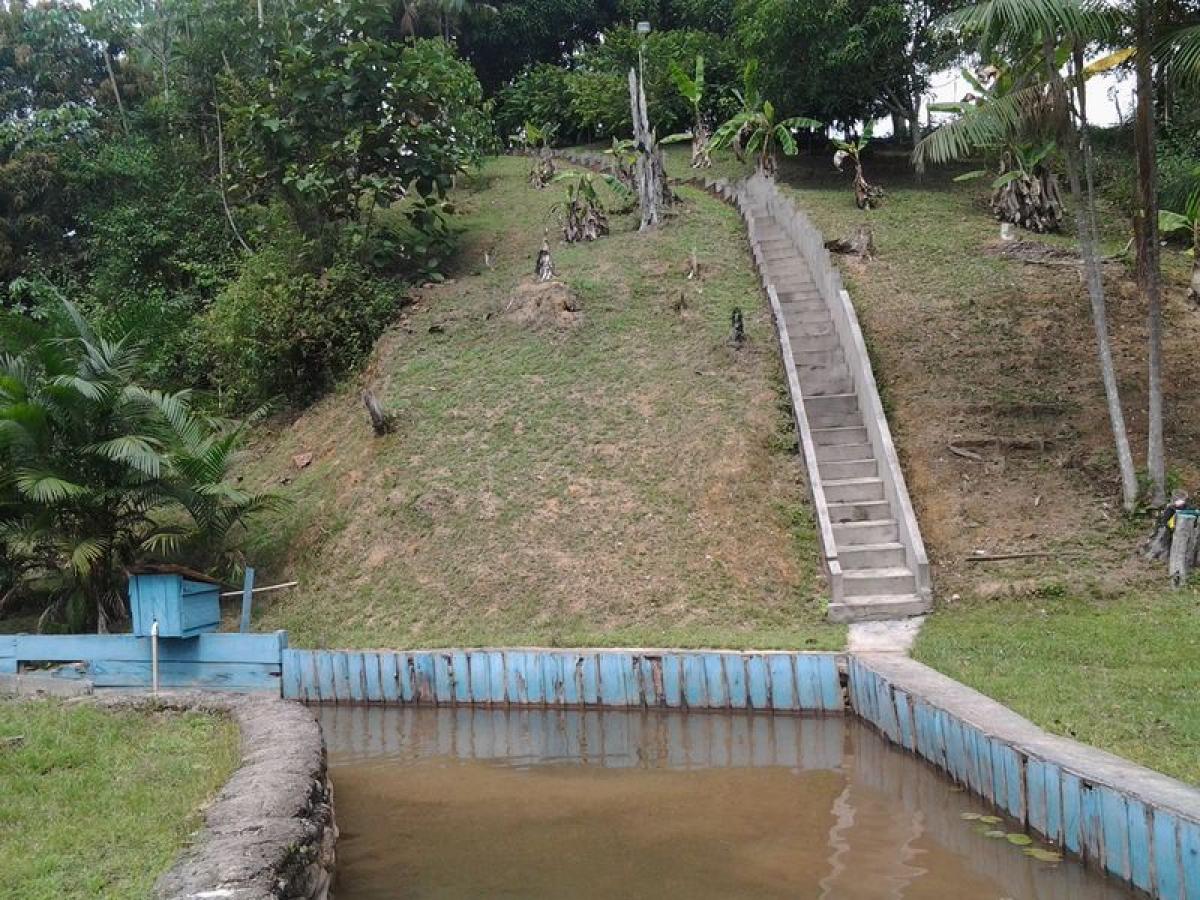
left=838, top=540, right=906, bottom=569
left=833, top=519, right=899, bottom=545
left=806, top=393, right=858, bottom=415
left=794, top=347, right=845, bottom=368
left=809, top=410, right=863, bottom=430
left=792, top=332, right=840, bottom=352
left=826, top=499, right=891, bottom=523
left=782, top=307, right=832, bottom=327
left=827, top=594, right=930, bottom=623
left=811, top=425, right=868, bottom=447
left=814, top=440, right=872, bottom=463
left=819, top=458, right=878, bottom=481
left=802, top=378, right=854, bottom=398
left=799, top=361, right=851, bottom=385
left=842, top=566, right=917, bottom=597
left=824, top=476, right=885, bottom=503
left=788, top=322, right=836, bottom=341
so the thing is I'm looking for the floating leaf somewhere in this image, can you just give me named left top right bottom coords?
left=979, top=815, right=1003, bottom=824
left=985, top=830, right=1007, bottom=838
left=1024, top=848, right=1063, bottom=863
left=961, top=812, right=983, bottom=820
left=1006, top=833, right=1034, bottom=846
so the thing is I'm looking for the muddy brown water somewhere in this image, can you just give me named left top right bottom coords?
left=319, top=707, right=1139, bottom=900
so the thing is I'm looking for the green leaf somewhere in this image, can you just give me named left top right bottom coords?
left=1024, top=847, right=1063, bottom=862
left=979, top=815, right=1003, bottom=824
left=1006, top=833, right=1034, bottom=846
left=953, top=169, right=989, bottom=182
left=992, top=170, right=1025, bottom=189
left=985, top=829, right=1007, bottom=838
left=1160, top=209, right=1193, bottom=233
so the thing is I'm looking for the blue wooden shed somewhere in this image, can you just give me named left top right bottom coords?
left=128, top=566, right=222, bottom=639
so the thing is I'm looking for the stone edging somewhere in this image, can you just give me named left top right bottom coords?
left=849, top=654, right=1200, bottom=898
left=95, top=692, right=337, bottom=900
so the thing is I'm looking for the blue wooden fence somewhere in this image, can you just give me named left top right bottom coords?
left=282, top=649, right=844, bottom=712
left=0, top=632, right=287, bottom=691
left=848, top=656, right=1200, bottom=900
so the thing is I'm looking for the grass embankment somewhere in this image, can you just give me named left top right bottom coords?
left=659, top=142, right=1200, bottom=781
left=244, top=155, right=841, bottom=650
left=0, top=700, right=239, bottom=898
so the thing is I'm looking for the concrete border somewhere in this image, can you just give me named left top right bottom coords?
left=92, top=692, right=337, bottom=900
left=849, top=654, right=1200, bottom=898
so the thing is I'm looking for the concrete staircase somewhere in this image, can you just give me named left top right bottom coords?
left=711, top=175, right=932, bottom=623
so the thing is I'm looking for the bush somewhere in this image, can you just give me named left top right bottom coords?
left=202, top=223, right=399, bottom=409
left=495, top=64, right=579, bottom=145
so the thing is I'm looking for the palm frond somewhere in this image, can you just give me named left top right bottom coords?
left=88, top=435, right=165, bottom=478
left=912, top=82, right=1053, bottom=170
left=15, top=470, right=88, bottom=504
left=1160, top=24, right=1200, bottom=88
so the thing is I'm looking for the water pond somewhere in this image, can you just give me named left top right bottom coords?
left=319, top=706, right=1139, bottom=900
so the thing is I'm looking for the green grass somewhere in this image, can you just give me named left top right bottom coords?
left=243, top=156, right=843, bottom=651
left=914, top=588, right=1200, bottom=784
left=0, top=700, right=240, bottom=899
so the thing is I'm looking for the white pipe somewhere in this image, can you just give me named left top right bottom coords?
left=218, top=580, right=298, bottom=598
left=151, top=619, right=159, bottom=695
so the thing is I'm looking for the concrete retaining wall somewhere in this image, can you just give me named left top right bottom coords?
left=97, top=693, right=338, bottom=900
left=849, top=654, right=1200, bottom=899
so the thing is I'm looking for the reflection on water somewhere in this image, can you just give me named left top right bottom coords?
left=319, top=706, right=1138, bottom=900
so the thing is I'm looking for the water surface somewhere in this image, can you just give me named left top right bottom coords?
left=320, top=706, right=1138, bottom=900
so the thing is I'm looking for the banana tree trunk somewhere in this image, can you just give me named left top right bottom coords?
left=991, top=167, right=1064, bottom=233
left=691, top=120, right=711, bottom=169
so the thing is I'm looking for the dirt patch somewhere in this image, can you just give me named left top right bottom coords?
left=504, top=278, right=582, bottom=327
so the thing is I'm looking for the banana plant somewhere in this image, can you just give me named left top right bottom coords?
left=1160, top=187, right=1200, bottom=303
left=524, top=120, right=558, bottom=189
left=553, top=171, right=631, bottom=243
left=832, top=124, right=884, bottom=210
left=668, top=54, right=710, bottom=169
left=711, top=100, right=822, bottom=177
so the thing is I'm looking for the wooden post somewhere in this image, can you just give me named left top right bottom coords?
left=1169, top=514, right=1198, bottom=588
left=239, top=567, right=255, bottom=634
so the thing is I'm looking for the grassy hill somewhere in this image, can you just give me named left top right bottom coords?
left=240, top=156, right=842, bottom=650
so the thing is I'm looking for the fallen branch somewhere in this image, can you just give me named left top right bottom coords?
left=964, top=551, right=1068, bottom=562
left=948, top=444, right=984, bottom=462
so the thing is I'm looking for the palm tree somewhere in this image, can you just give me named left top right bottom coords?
left=923, top=0, right=1140, bottom=511
left=711, top=100, right=822, bottom=177
left=0, top=302, right=274, bottom=632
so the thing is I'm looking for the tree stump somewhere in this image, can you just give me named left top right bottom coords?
left=1169, top=513, right=1199, bottom=588
left=825, top=225, right=875, bottom=260
left=628, top=67, right=672, bottom=231
left=535, top=237, right=554, bottom=282
left=362, top=390, right=392, bottom=436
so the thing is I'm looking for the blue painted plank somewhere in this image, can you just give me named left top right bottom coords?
left=597, top=654, right=624, bottom=706
left=962, top=725, right=985, bottom=797
left=452, top=651, right=471, bottom=704
left=281, top=650, right=304, bottom=700
left=333, top=653, right=352, bottom=702
left=561, top=654, right=583, bottom=706
left=412, top=657, right=436, bottom=705
left=540, top=652, right=563, bottom=705
left=301, top=650, right=320, bottom=702
left=745, top=656, right=769, bottom=710
left=795, top=656, right=820, bottom=712
left=363, top=653, right=383, bottom=702
left=578, top=653, right=600, bottom=706
left=946, top=717, right=968, bottom=786
left=434, top=653, right=454, bottom=703
left=661, top=654, right=683, bottom=708
left=974, top=729, right=994, bottom=805
left=1179, top=816, right=1200, bottom=900
left=1043, top=762, right=1063, bottom=845
left=380, top=653, right=400, bottom=703
left=1026, top=758, right=1047, bottom=836
left=1153, top=810, right=1183, bottom=900
left=703, top=654, right=728, bottom=708
left=1001, top=744, right=1024, bottom=821
left=817, top=655, right=841, bottom=712
left=1081, top=782, right=1106, bottom=867
left=989, top=738, right=1009, bottom=815
left=682, top=655, right=708, bottom=709
left=486, top=652, right=507, bottom=704
left=725, top=655, right=747, bottom=709
left=1061, top=771, right=1083, bottom=855
left=767, top=654, right=794, bottom=711
left=398, top=654, right=417, bottom=703
left=504, top=651, right=529, bottom=705
left=524, top=651, right=547, bottom=704
left=86, top=659, right=280, bottom=691
left=466, top=651, right=490, bottom=704
left=1101, top=788, right=1131, bottom=881
left=346, top=653, right=366, bottom=702
left=13, top=632, right=285, bottom=664
left=1126, top=798, right=1151, bottom=893
left=316, top=652, right=336, bottom=703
